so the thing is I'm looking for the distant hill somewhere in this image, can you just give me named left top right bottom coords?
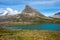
left=52, top=12, right=60, bottom=18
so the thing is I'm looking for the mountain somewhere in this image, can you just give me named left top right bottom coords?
left=15, top=5, right=52, bottom=22
left=20, top=5, right=50, bottom=21
left=0, top=8, right=20, bottom=22
left=52, top=12, right=60, bottom=18
left=0, top=8, right=19, bottom=16
left=0, top=5, right=52, bottom=22
left=0, top=5, right=59, bottom=23
left=21, top=5, right=45, bottom=17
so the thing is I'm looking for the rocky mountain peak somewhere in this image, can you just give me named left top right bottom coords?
left=22, top=5, right=34, bottom=13
left=21, top=5, right=45, bottom=17
left=25, top=5, right=31, bottom=9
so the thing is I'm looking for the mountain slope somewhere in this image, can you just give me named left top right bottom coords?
left=0, top=5, right=52, bottom=22
left=0, top=5, right=60, bottom=23
left=52, top=12, right=60, bottom=18
left=21, top=5, right=45, bottom=17
left=0, top=8, right=18, bottom=16
left=14, top=5, right=52, bottom=22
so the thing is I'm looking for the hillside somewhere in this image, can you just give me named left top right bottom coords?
left=0, top=5, right=60, bottom=24
left=52, top=12, right=60, bottom=18
left=0, top=28, right=60, bottom=40
left=14, top=5, right=52, bottom=22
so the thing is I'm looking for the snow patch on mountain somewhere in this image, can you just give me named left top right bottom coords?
left=0, top=8, right=19, bottom=16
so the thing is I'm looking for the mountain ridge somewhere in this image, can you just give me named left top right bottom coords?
left=0, top=5, right=60, bottom=23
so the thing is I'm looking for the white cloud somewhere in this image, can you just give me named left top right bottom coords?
left=43, top=13, right=54, bottom=16
left=51, top=0, right=60, bottom=2
left=42, top=10, right=60, bottom=16
left=52, top=10, right=60, bottom=14
left=30, top=0, right=60, bottom=5
left=31, top=1, right=54, bottom=4
left=14, top=10, right=18, bottom=13
left=6, top=8, right=13, bottom=12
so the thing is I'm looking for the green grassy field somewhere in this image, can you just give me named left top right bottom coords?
left=0, top=28, right=60, bottom=40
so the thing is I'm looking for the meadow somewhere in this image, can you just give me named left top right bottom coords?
left=0, top=28, right=60, bottom=40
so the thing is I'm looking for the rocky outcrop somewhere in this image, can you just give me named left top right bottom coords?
left=21, top=5, right=45, bottom=17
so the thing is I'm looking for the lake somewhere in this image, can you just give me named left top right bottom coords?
left=2, top=24, right=60, bottom=30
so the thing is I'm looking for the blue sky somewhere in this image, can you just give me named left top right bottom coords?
left=0, top=0, right=60, bottom=16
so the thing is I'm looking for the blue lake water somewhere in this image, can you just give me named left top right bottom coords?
left=2, top=24, right=60, bottom=30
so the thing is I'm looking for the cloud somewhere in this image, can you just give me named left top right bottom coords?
left=6, top=8, right=13, bottom=12
left=0, top=0, right=60, bottom=6
left=52, top=10, right=60, bottom=14
left=0, top=0, right=33, bottom=6
left=31, top=1, right=54, bottom=4
left=42, top=10, right=60, bottom=16
left=30, top=0, right=60, bottom=5
left=0, top=0, right=26, bottom=5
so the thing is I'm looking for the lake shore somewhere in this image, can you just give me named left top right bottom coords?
left=0, top=21, right=60, bottom=26
left=0, top=22, right=32, bottom=26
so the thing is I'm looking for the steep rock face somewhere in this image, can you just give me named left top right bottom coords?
left=17, top=5, right=50, bottom=21
left=21, top=5, right=45, bottom=17
left=52, top=12, right=60, bottom=18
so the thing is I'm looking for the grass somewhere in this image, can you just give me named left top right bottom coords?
left=0, top=28, right=60, bottom=40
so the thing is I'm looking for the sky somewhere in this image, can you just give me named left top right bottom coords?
left=0, top=0, right=60, bottom=16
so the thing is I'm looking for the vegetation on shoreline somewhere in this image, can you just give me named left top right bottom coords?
left=0, top=19, right=60, bottom=26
